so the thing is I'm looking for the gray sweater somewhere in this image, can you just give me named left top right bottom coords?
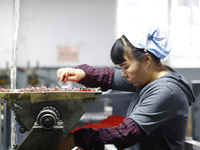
left=112, top=67, right=195, bottom=150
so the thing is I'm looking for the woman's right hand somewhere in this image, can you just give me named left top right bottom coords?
left=57, top=68, right=86, bottom=83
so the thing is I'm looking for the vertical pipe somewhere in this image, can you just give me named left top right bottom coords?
left=3, top=104, right=11, bottom=150
left=10, top=0, right=20, bottom=148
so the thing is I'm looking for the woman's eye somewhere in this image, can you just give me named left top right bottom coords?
left=123, top=66, right=128, bottom=70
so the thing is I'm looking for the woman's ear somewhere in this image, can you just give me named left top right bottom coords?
left=144, top=53, right=152, bottom=67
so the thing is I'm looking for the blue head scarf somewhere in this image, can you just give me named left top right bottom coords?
left=125, top=25, right=171, bottom=59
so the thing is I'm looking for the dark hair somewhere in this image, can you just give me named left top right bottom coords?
left=110, top=35, right=160, bottom=64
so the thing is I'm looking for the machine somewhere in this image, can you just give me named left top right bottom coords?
left=0, top=87, right=102, bottom=150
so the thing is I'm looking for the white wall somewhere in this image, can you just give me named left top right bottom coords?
left=0, top=1, right=13, bottom=69
left=1, top=0, right=200, bottom=69
left=17, top=0, right=117, bottom=68
left=0, top=0, right=117, bottom=68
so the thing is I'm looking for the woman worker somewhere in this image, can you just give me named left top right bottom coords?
left=56, top=26, right=195, bottom=150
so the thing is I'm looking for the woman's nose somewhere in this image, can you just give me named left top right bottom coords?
left=122, top=71, right=127, bottom=77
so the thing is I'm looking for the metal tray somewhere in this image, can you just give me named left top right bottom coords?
left=0, top=88, right=102, bottom=104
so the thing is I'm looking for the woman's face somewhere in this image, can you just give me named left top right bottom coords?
left=119, top=55, right=148, bottom=87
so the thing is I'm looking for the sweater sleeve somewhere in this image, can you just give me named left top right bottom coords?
left=74, top=118, right=145, bottom=150
left=75, top=64, right=114, bottom=91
